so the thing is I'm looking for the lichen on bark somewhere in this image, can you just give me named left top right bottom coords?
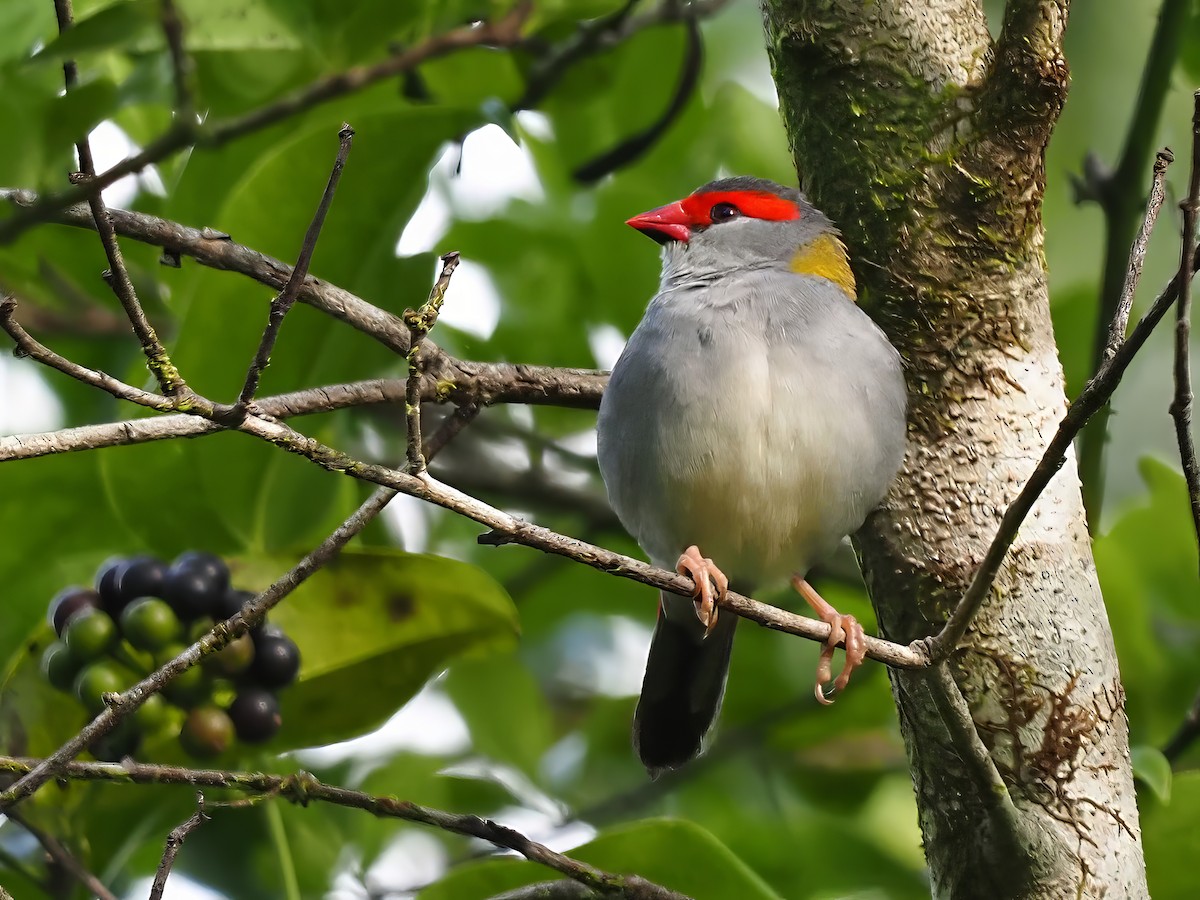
left=761, top=1, right=1147, bottom=896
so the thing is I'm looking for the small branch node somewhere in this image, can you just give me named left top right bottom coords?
left=405, top=251, right=461, bottom=474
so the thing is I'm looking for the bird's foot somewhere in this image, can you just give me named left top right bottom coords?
left=676, top=545, right=728, bottom=638
left=791, top=576, right=866, bottom=706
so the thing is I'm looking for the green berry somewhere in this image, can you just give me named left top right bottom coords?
left=63, top=610, right=118, bottom=664
left=120, top=598, right=182, bottom=651
left=41, top=642, right=78, bottom=692
left=202, top=633, right=254, bottom=678
left=179, top=706, right=233, bottom=759
left=132, top=693, right=173, bottom=735
left=156, top=645, right=212, bottom=709
left=73, top=661, right=128, bottom=714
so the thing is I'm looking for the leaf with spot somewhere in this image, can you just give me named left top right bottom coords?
left=232, top=548, right=519, bottom=750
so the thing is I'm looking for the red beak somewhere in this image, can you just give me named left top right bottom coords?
left=626, top=201, right=691, bottom=244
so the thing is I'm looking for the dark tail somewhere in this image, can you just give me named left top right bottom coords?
left=633, top=592, right=738, bottom=775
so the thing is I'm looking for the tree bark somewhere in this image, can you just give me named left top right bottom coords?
left=761, top=1, right=1147, bottom=897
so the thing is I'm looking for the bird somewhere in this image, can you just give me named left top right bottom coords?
left=595, top=176, right=907, bottom=775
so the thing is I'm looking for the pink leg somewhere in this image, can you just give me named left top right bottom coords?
left=676, top=545, right=729, bottom=638
left=791, top=576, right=867, bottom=705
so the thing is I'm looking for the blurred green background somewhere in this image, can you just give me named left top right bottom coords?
left=1, top=0, right=1199, bottom=897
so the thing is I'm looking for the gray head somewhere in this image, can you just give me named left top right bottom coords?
left=626, top=177, right=840, bottom=282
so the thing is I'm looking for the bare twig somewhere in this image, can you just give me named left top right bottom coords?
left=0, top=486, right=395, bottom=809
left=0, top=378, right=405, bottom=462
left=0, top=295, right=926, bottom=677
left=1104, top=149, right=1174, bottom=357
left=51, top=0, right=185, bottom=397
left=491, top=883, right=599, bottom=900
left=1076, top=0, right=1191, bottom=521
left=404, top=251, right=460, bottom=473
left=0, top=757, right=686, bottom=900
left=1, top=296, right=182, bottom=412
left=5, top=808, right=118, bottom=900
left=573, top=16, right=703, bottom=183
left=148, top=794, right=209, bottom=900
left=237, top=124, right=355, bottom=408
left=0, top=189, right=609, bottom=408
left=159, top=0, right=194, bottom=119
left=0, top=4, right=533, bottom=245
left=422, top=403, right=481, bottom=461
left=1170, top=93, right=1200, bottom=577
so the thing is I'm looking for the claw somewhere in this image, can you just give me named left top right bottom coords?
left=792, top=576, right=866, bottom=704
left=676, top=546, right=728, bottom=638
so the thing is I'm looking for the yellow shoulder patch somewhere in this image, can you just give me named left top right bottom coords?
left=789, top=233, right=856, bottom=300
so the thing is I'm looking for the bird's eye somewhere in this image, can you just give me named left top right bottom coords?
left=709, top=202, right=740, bottom=222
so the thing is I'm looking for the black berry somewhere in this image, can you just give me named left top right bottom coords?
left=164, top=559, right=228, bottom=620
left=114, top=556, right=167, bottom=603
left=49, top=586, right=100, bottom=636
left=228, top=688, right=282, bottom=743
left=213, top=588, right=254, bottom=622
left=95, top=557, right=128, bottom=608
left=172, top=552, right=229, bottom=591
left=250, top=634, right=301, bottom=689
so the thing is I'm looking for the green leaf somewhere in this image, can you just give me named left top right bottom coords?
left=418, top=818, right=783, bottom=900
left=1094, top=457, right=1200, bottom=746
left=1132, top=745, right=1172, bottom=803
left=34, top=0, right=159, bottom=62
left=443, top=652, right=555, bottom=778
left=44, top=77, right=120, bottom=153
left=234, top=548, right=519, bottom=749
left=1145, top=771, right=1200, bottom=897
left=178, top=0, right=303, bottom=51
left=0, top=2, right=54, bottom=63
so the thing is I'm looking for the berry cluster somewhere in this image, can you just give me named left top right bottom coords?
left=41, top=552, right=300, bottom=761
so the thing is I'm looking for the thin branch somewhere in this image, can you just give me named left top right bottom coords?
left=0, top=378, right=405, bottom=462
left=1, top=297, right=923, bottom=677
left=1076, top=0, right=1191, bottom=522
left=1170, top=93, right=1200, bottom=578
left=0, top=486, right=396, bottom=810
left=159, top=0, right=194, bottom=120
left=404, top=251, right=460, bottom=473
left=51, top=0, right=186, bottom=397
left=1104, top=149, right=1175, bottom=357
left=491, top=882, right=605, bottom=899
left=228, top=416, right=929, bottom=670
left=0, top=4, right=533, bottom=245
left=0, top=189, right=609, bottom=408
left=0, top=757, right=686, bottom=900
left=237, top=124, right=355, bottom=408
left=422, top=403, right=481, bottom=461
left=148, top=794, right=209, bottom=900
left=5, top=807, right=118, bottom=900
left=1, top=296, right=183, bottom=413
left=573, top=15, right=703, bottom=183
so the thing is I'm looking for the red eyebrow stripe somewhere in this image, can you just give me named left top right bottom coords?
left=680, top=190, right=800, bottom=225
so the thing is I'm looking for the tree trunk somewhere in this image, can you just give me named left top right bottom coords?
left=761, top=1, right=1148, bottom=896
